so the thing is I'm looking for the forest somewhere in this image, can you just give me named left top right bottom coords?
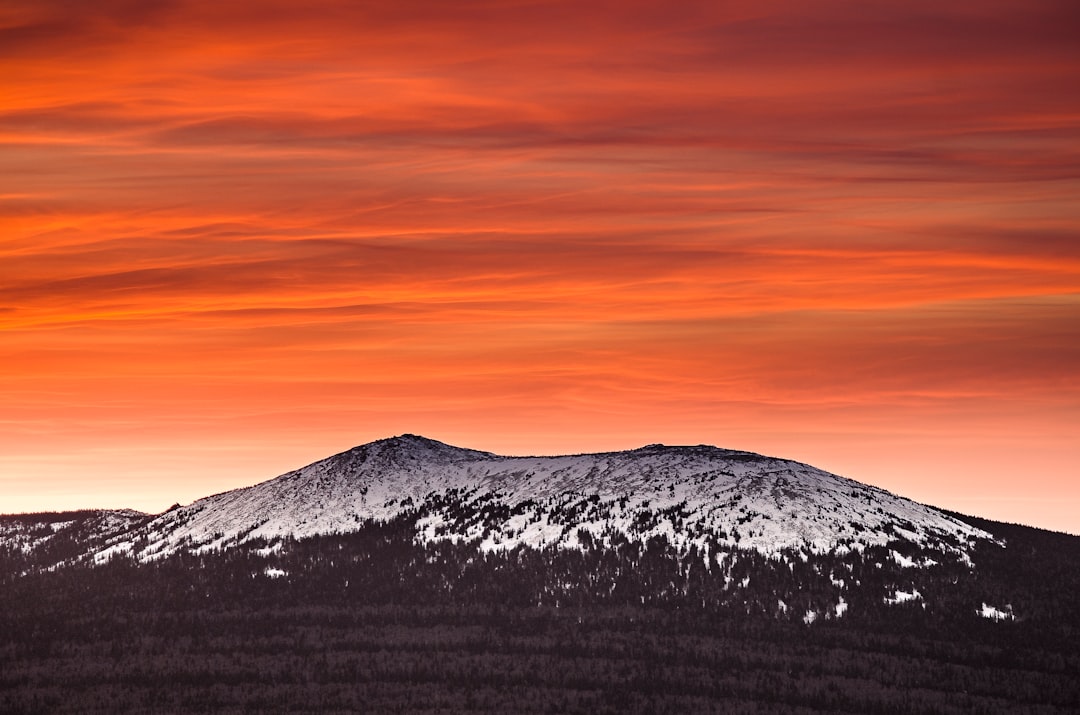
left=1, top=510, right=1078, bottom=713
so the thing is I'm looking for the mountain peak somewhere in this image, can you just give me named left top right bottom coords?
left=95, top=436, right=993, bottom=563
left=384, top=433, right=442, bottom=445
left=357, top=434, right=493, bottom=463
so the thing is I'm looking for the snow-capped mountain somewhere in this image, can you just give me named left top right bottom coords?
left=6, top=436, right=1079, bottom=715
left=94, top=434, right=991, bottom=563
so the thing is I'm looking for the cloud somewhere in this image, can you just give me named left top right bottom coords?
left=2, top=0, right=1079, bottom=530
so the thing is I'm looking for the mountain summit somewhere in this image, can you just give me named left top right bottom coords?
left=96, top=435, right=990, bottom=562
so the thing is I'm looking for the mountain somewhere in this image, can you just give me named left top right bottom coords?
left=91, top=434, right=990, bottom=564
left=4, top=436, right=1080, bottom=714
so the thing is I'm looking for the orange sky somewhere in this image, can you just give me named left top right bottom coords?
left=2, top=0, right=1078, bottom=534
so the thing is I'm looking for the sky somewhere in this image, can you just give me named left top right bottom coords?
left=2, top=0, right=1078, bottom=534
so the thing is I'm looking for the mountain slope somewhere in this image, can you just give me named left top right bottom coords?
left=0, top=509, right=149, bottom=575
left=97, top=434, right=990, bottom=562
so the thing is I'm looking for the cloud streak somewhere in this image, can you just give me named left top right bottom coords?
left=1, top=0, right=1078, bottom=532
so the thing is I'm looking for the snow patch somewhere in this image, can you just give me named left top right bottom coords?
left=891, top=550, right=918, bottom=568
left=254, top=543, right=283, bottom=557
left=93, top=543, right=132, bottom=564
left=979, top=603, right=1014, bottom=621
left=884, top=588, right=923, bottom=606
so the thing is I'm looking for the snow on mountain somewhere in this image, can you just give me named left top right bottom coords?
left=98, top=435, right=991, bottom=562
left=0, top=509, right=149, bottom=572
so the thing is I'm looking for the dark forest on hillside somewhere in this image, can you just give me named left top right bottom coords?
left=1, top=511, right=1078, bottom=714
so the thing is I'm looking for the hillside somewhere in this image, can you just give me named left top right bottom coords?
left=2, top=436, right=1078, bottom=713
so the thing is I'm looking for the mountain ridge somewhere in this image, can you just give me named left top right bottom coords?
left=76, top=434, right=992, bottom=564
left=4, top=436, right=1079, bottom=715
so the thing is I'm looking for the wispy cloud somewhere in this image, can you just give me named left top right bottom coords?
left=1, top=0, right=1078, bottom=530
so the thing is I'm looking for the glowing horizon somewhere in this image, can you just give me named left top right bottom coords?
left=2, top=0, right=1078, bottom=534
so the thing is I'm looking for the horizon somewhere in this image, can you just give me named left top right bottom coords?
left=2, top=1, right=1078, bottom=536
